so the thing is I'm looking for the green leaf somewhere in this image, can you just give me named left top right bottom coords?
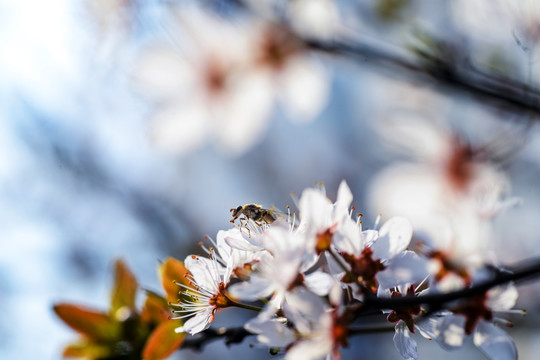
left=142, top=320, right=185, bottom=360
left=53, top=304, right=120, bottom=341
left=110, top=259, right=138, bottom=317
left=158, top=257, right=189, bottom=303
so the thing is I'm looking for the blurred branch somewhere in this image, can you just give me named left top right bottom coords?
left=181, top=327, right=252, bottom=351
left=306, top=38, right=540, bottom=117
left=363, top=257, right=540, bottom=310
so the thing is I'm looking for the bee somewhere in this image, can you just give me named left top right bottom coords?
left=230, top=204, right=279, bottom=227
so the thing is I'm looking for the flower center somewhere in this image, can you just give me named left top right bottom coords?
left=256, top=26, right=304, bottom=70
left=453, top=293, right=492, bottom=335
left=340, top=247, right=386, bottom=292
left=209, top=282, right=232, bottom=309
left=386, top=285, right=421, bottom=333
left=315, top=225, right=336, bottom=254
left=429, top=250, right=471, bottom=285
left=445, top=138, right=474, bottom=192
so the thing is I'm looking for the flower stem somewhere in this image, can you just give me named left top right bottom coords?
left=227, top=298, right=263, bottom=312
left=328, top=247, right=350, bottom=274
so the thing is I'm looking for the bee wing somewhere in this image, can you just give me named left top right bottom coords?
left=268, top=206, right=289, bottom=220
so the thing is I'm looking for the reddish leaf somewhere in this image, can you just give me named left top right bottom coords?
left=110, top=259, right=138, bottom=316
left=142, top=320, right=185, bottom=360
left=62, top=341, right=112, bottom=358
left=141, top=291, right=170, bottom=325
left=53, top=304, right=119, bottom=341
left=158, top=257, right=189, bottom=303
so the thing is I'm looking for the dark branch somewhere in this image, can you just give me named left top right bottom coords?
left=306, top=39, right=540, bottom=118
left=181, top=327, right=253, bottom=351
left=363, top=257, right=540, bottom=310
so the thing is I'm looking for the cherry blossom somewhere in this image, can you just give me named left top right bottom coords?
left=171, top=254, right=234, bottom=335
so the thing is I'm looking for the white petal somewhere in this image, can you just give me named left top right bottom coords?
left=361, top=229, right=379, bottom=248
left=287, top=0, right=340, bottom=40
left=227, top=276, right=275, bottom=301
left=393, top=322, right=418, bottom=360
left=335, top=180, right=353, bottom=214
left=435, top=315, right=466, bottom=351
left=284, top=287, right=328, bottom=327
left=180, top=309, right=214, bottom=335
left=333, top=219, right=362, bottom=255
left=285, top=337, right=332, bottom=360
left=415, top=317, right=439, bottom=340
left=149, top=103, right=208, bottom=154
left=371, top=217, right=413, bottom=260
left=216, top=229, right=234, bottom=264
left=299, top=188, right=333, bottom=231
left=224, top=231, right=264, bottom=252
left=211, top=72, right=273, bottom=156
left=133, top=45, right=194, bottom=100
left=279, top=57, right=329, bottom=123
left=245, top=317, right=295, bottom=347
left=474, top=321, right=517, bottom=360
left=486, top=284, right=518, bottom=311
left=374, top=110, right=451, bottom=163
left=184, top=256, right=221, bottom=292
left=376, top=251, right=429, bottom=290
left=304, top=271, right=335, bottom=296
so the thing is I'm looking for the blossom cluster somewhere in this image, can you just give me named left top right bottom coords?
left=170, top=181, right=523, bottom=360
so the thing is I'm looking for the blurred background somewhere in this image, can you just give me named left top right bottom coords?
left=2, top=0, right=540, bottom=358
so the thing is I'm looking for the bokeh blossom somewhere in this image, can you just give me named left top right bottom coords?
left=134, top=5, right=330, bottom=156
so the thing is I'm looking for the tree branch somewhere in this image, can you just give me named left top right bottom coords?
left=181, top=327, right=253, bottom=351
left=363, top=257, right=540, bottom=310
left=306, top=38, right=540, bottom=117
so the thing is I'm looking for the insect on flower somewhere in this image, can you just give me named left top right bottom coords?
left=230, top=204, right=281, bottom=227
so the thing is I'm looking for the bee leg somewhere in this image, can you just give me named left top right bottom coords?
left=239, top=218, right=251, bottom=237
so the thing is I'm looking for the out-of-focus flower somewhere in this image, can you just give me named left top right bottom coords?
left=87, top=0, right=133, bottom=33
left=286, top=0, right=341, bottom=40
left=451, top=0, right=540, bottom=52
left=369, top=104, right=519, bottom=289
left=86, top=0, right=136, bottom=61
left=432, top=284, right=520, bottom=360
left=134, top=8, right=272, bottom=156
left=247, top=22, right=330, bottom=123
left=245, top=0, right=341, bottom=40
left=54, top=259, right=185, bottom=359
left=134, top=6, right=330, bottom=156
left=505, top=0, right=540, bottom=48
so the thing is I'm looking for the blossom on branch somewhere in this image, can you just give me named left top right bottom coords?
left=134, top=5, right=330, bottom=156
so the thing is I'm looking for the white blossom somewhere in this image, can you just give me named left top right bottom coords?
left=171, top=254, right=233, bottom=335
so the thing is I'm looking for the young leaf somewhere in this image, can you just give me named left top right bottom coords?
left=53, top=304, right=120, bottom=341
left=158, top=257, right=189, bottom=303
left=141, top=291, right=170, bottom=325
left=142, top=320, right=186, bottom=360
left=110, top=259, right=138, bottom=316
